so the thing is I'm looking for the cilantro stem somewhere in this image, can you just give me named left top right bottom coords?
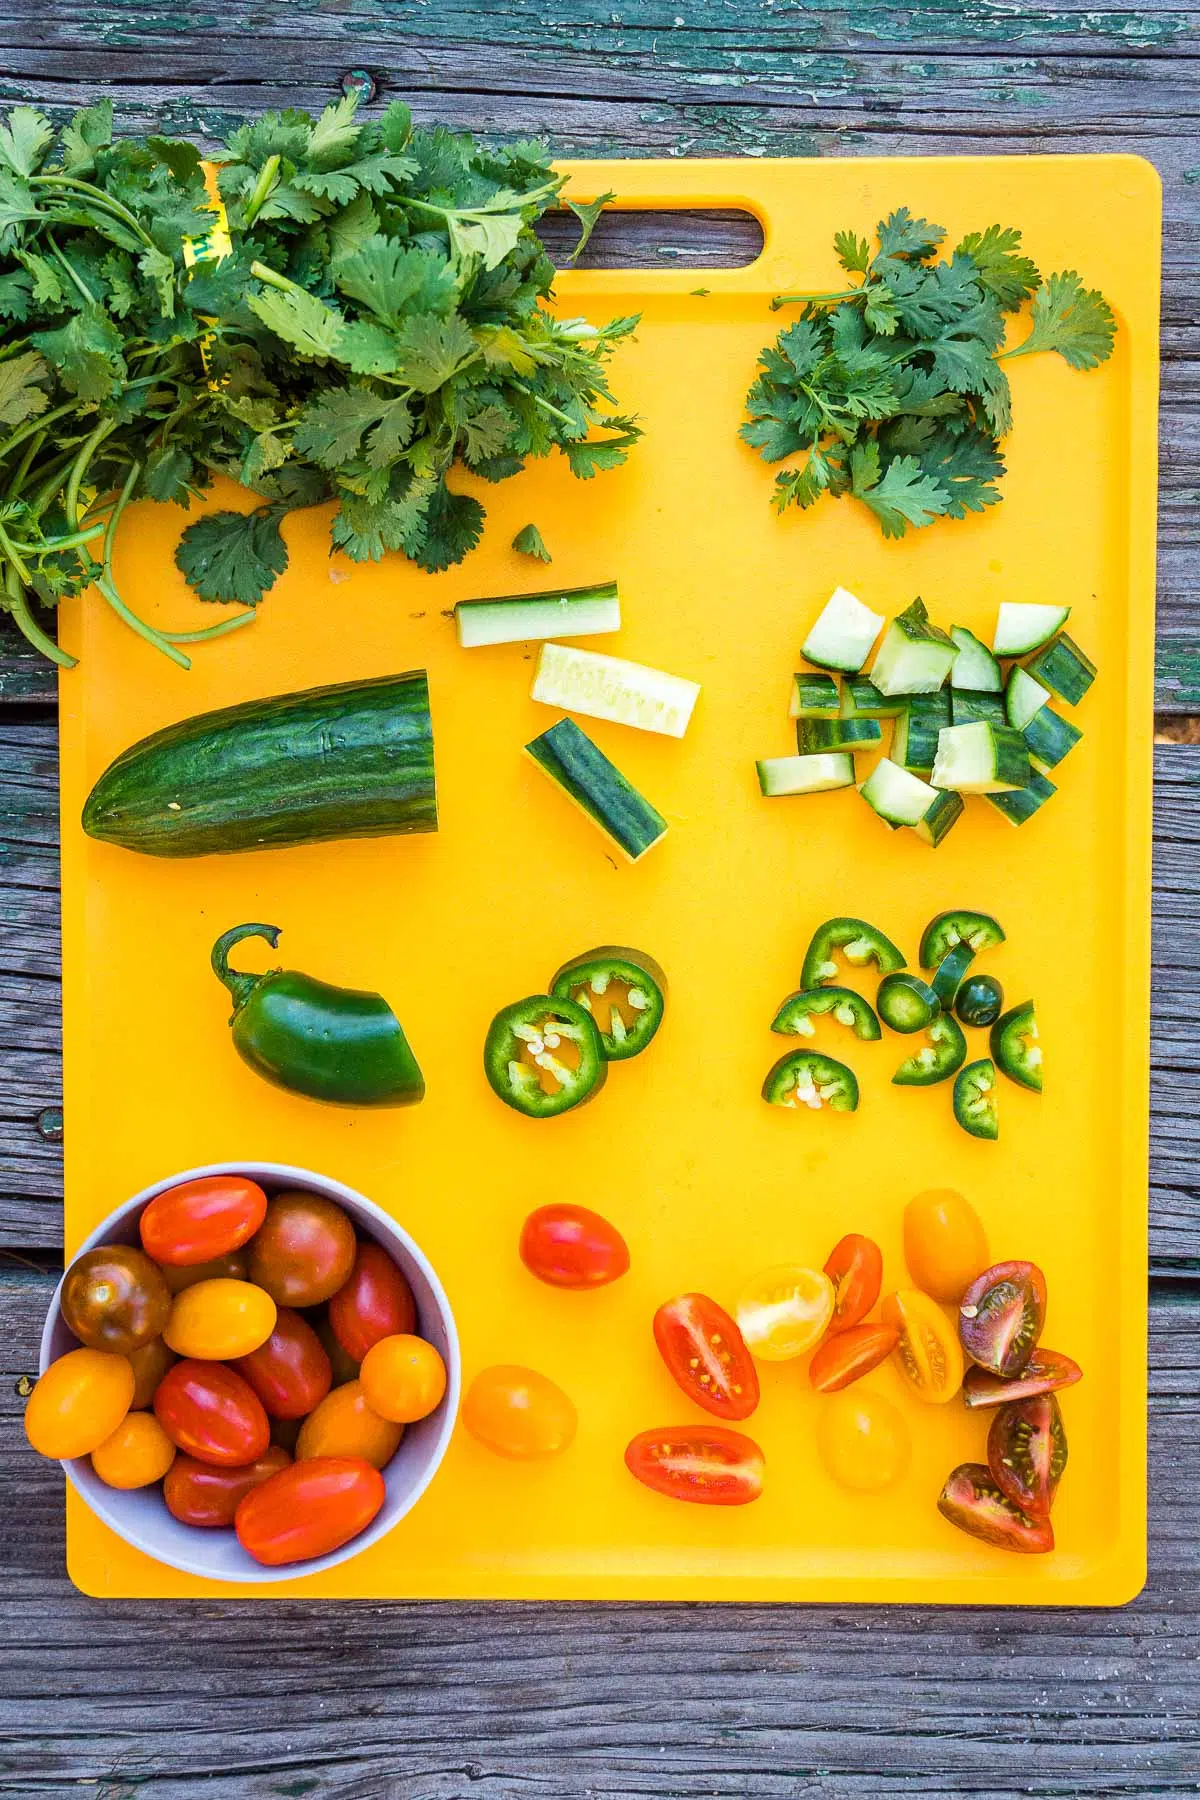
left=0, top=523, right=33, bottom=585
left=5, top=429, right=45, bottom=500
left=64, top=420, right=117, bottom=533
left=45, top=234, right=96, bottom=306
left=509, top=380, right=576, bottom=428
left=0, top=400, right=78, bottom=468
left=31, top=174, right=157, bottom=250
left=37, top=523, right=107, bottom=554
left=2, top=565, right=76, bottom=669
left=159, top=609, right=258, bottom=645
left=88, top=458, right=190, bottom=670
left=770, top=287, right=864, bottom=311
left=242, top=155, right=281, bottom=229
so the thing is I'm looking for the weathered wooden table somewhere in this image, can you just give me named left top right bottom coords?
left=2, top=5, right=1197, bottom=1793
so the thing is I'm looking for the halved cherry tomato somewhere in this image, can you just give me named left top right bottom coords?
left=962, top=1348, right=1083, bottom=1410
left=735, top=1265, right=834, bottom=1361
left=359, top=1334, right=447, bottom=1424
left=236, top=1456, right=386, bottom=1566
left=232, top=1307, right=332, bottom=1419
left=295, top=1380, right=404, bottom=1470
left=881, top=1288, right=963, bottom=1403
left=988, top=1393, right=1067, bottom=1518
left=153, top=1359, right=270, bottom=1466
left=809, top=1322, right=899, bottom=1393
left=90, top=1411, right=176, bottom=1489
left=164, top=1445, right=292, bottom=1527
left=125, top=1336, right=176, bottom=1409
left=653, top=1293, right=759, bottom=1421
left=519, top=1204, right=630, bottom=1289
left=959, top=1261, right=1047, bottom=1377
left=463, top=1365, right=576, bottom=1459
left=140, top=1176, right=268, bottom=1267
left=816, top=1390, right=909, bottom=1492
left=25, top=1348, right=135, bottom=1460
left=327, top=1240, right=416, bottom=1361
left=161, top=1251, right=248, bottom=1295
left=250, top=1192, right=357, bottom=1307
left=902, top=1188, right=989, bottom=1305
left=937, top=1461, right=1054, bottom=1553
left=60, top=1245, right=172, bottom=1356
left=163, top=1278, right=277, bottom=1361
left=823, top=1234, right=883, bottom=1333
left=624, top=1426, right=764, bottom=1505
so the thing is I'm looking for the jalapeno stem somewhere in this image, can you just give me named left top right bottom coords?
left=211, top=922, right=282, bottom=1013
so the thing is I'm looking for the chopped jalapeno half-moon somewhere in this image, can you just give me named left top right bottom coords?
left=484, top=994, right=608, bottom=1117
left=990, top=1001, right=1042, bottom=1093
left=771, top=986, right=881, bottom=1042
left=954, top=1058, right=999, bottom=1139
left=877, top=973, right=941, bottom=1035
left=800, top=917, right=905, bottom=989
left=918, top=910, right=1006, bottom=970
left=763, top=1051, right=859, bottom=1113
left=549, top=946, right=666, bottom=1062
left=930, top=942, right=975, bottom=1010
left=892, top=1015, right=968, bottom=1087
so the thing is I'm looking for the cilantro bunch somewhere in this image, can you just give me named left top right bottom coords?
left=742, top=211, right=1116, bottom=538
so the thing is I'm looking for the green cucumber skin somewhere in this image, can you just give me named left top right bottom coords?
left=1022, top=706, right=1082, bottom=770
left=893, top=691, right=951, bottom=773
left=840, top=677, right=906, bottom=720
left=951, top=690, right=1007, bottom=729
left=456, top=582, right=619, bottom=647
left=526, top=718, right=666, bottom=861
left=82, top=671, right=437, bottom=857
left=986, top=769, right=1057, bottom=825
left=790, top=673, right=841, bottom=718
left=795, top=716, right=882, bottom=755
left=1025, top=633, right=1097, bottom=706
left=915, top=790, right=964, bottom=847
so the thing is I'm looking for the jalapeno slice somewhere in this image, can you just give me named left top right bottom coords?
left=930, top=942, right=974, bottom=1010
left=763, top=1050, right=859, bottom=1113
left=800, top=917, right=905, bottom=989
left=549, top=946, right=666, bottom=1062
left=990, top=1001, right=1042, bottom=1092
left=954, top=1058, right=999, bottom=1138
left=918, top=910, right=1006, bottom=970
left=484, top=995, right=607, bottom=1117
left=956, top=973, right=1004, bottom=1029
left=877, top=973, right=941, bottom=1035
left=892, top=1014, right=967, bottom=1086
left=771, top=986, right=881, bottom=1042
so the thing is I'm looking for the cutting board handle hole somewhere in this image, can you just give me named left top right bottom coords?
left=537, top=207, right=763, bottom=270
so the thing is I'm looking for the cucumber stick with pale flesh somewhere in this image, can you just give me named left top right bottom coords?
left=858, top=759, right=964, bottom=847
left=526, top=718, right=667, bottom=861
left=795, top=715, right=882, bottom=755
left=801, top=587, right=884, bottom=673
left=992, top=603, right=1071, bottom=657
left=789, top=673, right=841, bottom=718
left=455, top=582, right=619, bottom=648
left=950, top=627, right=1002, bottom=691
left=532, top=642, right=700, bottom=737
left=931, top=722, right=1032, bottom=793
left=870, top=598, right=958, bottom=695
left=757, top=754, right=855, bottom=796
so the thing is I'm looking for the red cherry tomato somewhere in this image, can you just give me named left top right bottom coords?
left=937, top=1461, right=1054, bottom=1553
left=153, top=1359, right=270, bottom=1466
left=987, top=1393, right=1067, bottom=1518
left=962, top=1348, right=1083, bottom=1410
left=249, top=1192, right=357, bottom=1307
left=652, top=1293, right=759, bottom=1421
left=164, top=1446, right=292, bottom=1528
left=823, top=1233, right=883, bottom=1333
left=140, top=1176, right=268, bottom=1267
left=809, top=1322, right=900, bottom=1393
left=327, top=1241, right=416, bottom=1362
left=232, top=1308, right=332, bottom=1419
left=235, top=1456, right=386, bottom=1566
left=625, top=1426, right=764, bottom=1506
left=519, top=1204, right=630, bottom=1289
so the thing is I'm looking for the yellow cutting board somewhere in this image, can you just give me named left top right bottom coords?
left=57, top=155, right=1159, bottom=1602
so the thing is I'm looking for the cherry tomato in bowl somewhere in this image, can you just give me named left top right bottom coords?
left=25, top=1348, right=135, bottom=1460
left=153, top=1360, right=271, bottom=1467
left=327, top=1241, right=416, bottom=1361
left=236, top=1457, right=386, bottom=1566
left=625, top=1426, right=764, bottom=1505
left=519, top=1204, right=630, bottom=1289
left=140, top=1175, right=268, bottom=1267
left=249, top=1191, right=357, bottom=1307
left=163, top=1278, right=277, bottom=1361
left=231, top=1307, right=332, bottom=1418
left=60, top=1246, right=171, bottom=1355
left=164, top=1445, right=292, bottom=1528
left=124, top=1336, right=176, bottom=1409
left=295, top=1380, right=404, bottom=1470
left=653, top=1293, right=759, bottom=1420
left=360, top=1334, right=448, bottom=1424
left=91, top=1412, right=176, bottom=1490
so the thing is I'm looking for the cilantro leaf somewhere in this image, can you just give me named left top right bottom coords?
left=834, top=230, right=871, bottom=275
left=61, top=99, right=114, bottom=174
left=1005, top=270, right=1116, bottom=369
left=293, top=388, right=396, bottom=467
left=0, top=269, right=32, bottom=319
left=247, top=283, right=346, bottom=360
left=174, top=507, right=289, bottom=603
left=392, top=314, right=478, bottom=392
left=875, top=208, right=945, bottom=263
left=333, top=237, right=456, bottom=325
left=408, top=482, right=485, bottom=572
left=0, top=349, right=50, bottom=427
left=0, top=107, right=52, bottom=178
left=562, top=189, right=615, bottom=263
left=851, top=447, right=949, bottom=538
left=956, top=224, right=1040, bottom=311
left=143, top=444, right=195, bottom=504
left=32, top=307, right=125, bottom=403
left=906, top=422, right=1005, bottom=519
left=562, top=424, right=641, bottom=479
left=512, top=522, right=551, bottom=561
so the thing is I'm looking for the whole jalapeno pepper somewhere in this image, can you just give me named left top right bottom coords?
left=211, top=924, right=424, bottom=1108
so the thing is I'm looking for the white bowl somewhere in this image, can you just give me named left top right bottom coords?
left=40, top=1161, right=460, bottom=1584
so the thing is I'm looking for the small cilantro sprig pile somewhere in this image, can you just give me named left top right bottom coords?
left=741, top=211, right=1116, bottom=539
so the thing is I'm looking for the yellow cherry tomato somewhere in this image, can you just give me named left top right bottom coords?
left=295, top=1379, right=404, bottom=1470
left=903, top=1188, right=990, bottom=1305
left=463, top=1365, right=576, bottom=1460
left=817, top=1390, right=910, bottom=1492
left=25, top=1348, right=135, bottom=1460
left=163, top=1278, right=277, bottom=1360
left=734, top=1265, right=834, bottom=1361
left=91, top=1410, right=177, bottom=1489
left=881, top=1288, right=964, bottom=1403
left=360, top=1334, right=447, bottom=1424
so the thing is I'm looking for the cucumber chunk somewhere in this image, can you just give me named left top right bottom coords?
left=951, top=690, right=1007, bottom=729
left=795, top=715, right=883, bottom=755
left=1005, top=664, right=1052, bottom=731
left=756, top=753, right=855, bottom=796
left=915, top=789, right=964, bottom=848
left=992, top=602, right=1071, bottom=657
left=1025, top=633, right=1096, bottom=706
left=1022, top=706, right=1082, bottom=771
left=877, top=972, right=941, bottom=1034
left=950, top=627, right=1002, bottom=692
left=840, top=676, right=907, bottom=720
left=526, top=718, right=667, bottom=861
left=531, top=642, right=700, bottom=737
left=858, top=758, right=939, bottom=827
left=456, top=581, right=619, bottom=648
left=986, top=768, right=1057, bottom=825
left=931, top=722, right=1032, bottom=794
left=870, top=598, right=958, bottom=696
left=789, top=672, right=841, bottom=718
left=893, top=690, right=951, bottom=773
left=801, top=586, right=885, bottom=674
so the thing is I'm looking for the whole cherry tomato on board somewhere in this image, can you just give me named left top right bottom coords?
left=161, top=1251, right=248, bottom=1296
left=25, top=1348, right=134, bottom=1460
left=652, top=1293, right=759, bottom=1421
left=232, top=1308, right=332, bottom=1419
left=624, top=1426, right=764, bottom=1505
left=236, top=1457, right=386, bottom=1566
left=295, top=1380, right=403, bottom=1470
left=809, top=1322, right=899, bottom=1394
left=519, top=1204, right=630, bottom=1289
left=822, top=1234, right=882, bottom=1334
left=463, top=1366, right=576, bottom=1459
left=140, top=1175, right=268, bottom=1267
left=881, top=1289, right=964, bottom=1403
left=164, top=1446, right=292, bottom=1528
left=735, top=1265, right=834, bottom=1361
left=902, top=1189, right=990, bottom=1305
left=327, top=1241, right=416, bottom=1362
left=360, top=1334, right=447, bottom=1424
left=91, top=1411, right=176, bottom=1489
left=125, top=1336, right=176, bottom=1409
left=163, top=1279, right=277, bottom=1361
left=816, top=1391, right=909, bottom=1493
left=153, top=1359, right=270, bottom=1466
left=60, top=1246, right=171, bottom=1355
left=248, top=1191, right=357, bottom=1307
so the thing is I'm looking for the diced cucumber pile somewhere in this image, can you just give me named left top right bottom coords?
left=801, top=586, right=884, bottom=673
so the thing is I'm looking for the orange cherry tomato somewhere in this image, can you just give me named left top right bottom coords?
left=327, top=1241, right=416, bottom=1362
left=248, top=1191, right=357, bottom=1307
left=125, top=1336, right=176, bottom=1409
left=817, top=1391, right=910, bottom=1492
left=25, top=1348, right=135, bottom=1460
left=359, top=1334, right=447, bottom=1424
left=90, top=1411, right=176, bottom=1489
left=153, top=1359, right=270, bottom=1466
left=60, top=1245, right=172, bottom=1355
left=735, top=1265, right=834, bottom=1361
left=140, top=1175, right=268, bottom=1267
left=519, top=1204, right=630, bottom=1289
left=161, top=1250, right=248, bottom=1295
left=903, top=1188, right=990, bottom=1304
left=823, top=1234, right=883, bottom=1333
left=625, top=1426, right=765, bottom=1505
left=463, top=1365, right=576, bottom=1459
left=164, top=1446, right=292, bottom=1528
left=295, top=1380, right=404, bottom=1470
left=232, top=1307, right=332, bottom=1419
left=236, top=1457, right=386, bottom=1566
left=652, top=1293, right=759, bottom=1420
left=809, top=1322, right=900, bottom=1393
left=881, top=1288, right=964, bottom=1403
left=163, top=1278, right=277, bottom=1360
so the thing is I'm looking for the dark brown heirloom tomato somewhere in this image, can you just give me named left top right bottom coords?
left=153, top=1359, right=271, bottom=1466
left=652, top=1293, right=759, bottom=1421
left=327, top=1241, right=416, bottom=1361
left=141, top=1175, right=268, bottom=1266
left=248, top=1191, right=357, bottom=1307
left=958, top=1261, right=1047, bottom=1378
left=937, top=1462, right=1054, bottom=1554
left=232, top=1307, right=332, bottom=1419
left=962, top=1349, right=1083, bottom=1409
left=164, top=1446, right=292, bottom=1527
left=988, top=1393, right=1068, bottom=1518
left=125, top=1336, right=177, bottom=1409
left=161, top=1251, right=248, bottom=1296
left=519, top=1204, right=630, bottom=1290
left=60, top=1246, right=171, bottom=1355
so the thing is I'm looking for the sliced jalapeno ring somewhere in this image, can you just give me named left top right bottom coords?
left=990, top=1001, right=1042, bottom=1093
left=891, top=1014, right=968, bottom=1087
left=930, top=942, right=975, bottom=1010
left=918, top=910, right=1006, bottom=970
left=877, top=972, right=941, bottom=1035
left=762, top=1050, right=859, bottom=1113
left=954, top=1058, right=1000, bottom=1139
left=771, top=986, right=881, bottom=1042
left=484, top=994, right=607, bottom=1117
left=956, top=973, right=1004, bottom=1029
left=800, top=916, right=906, bottom=989
left=549, top=946, right=666, bottom=1062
